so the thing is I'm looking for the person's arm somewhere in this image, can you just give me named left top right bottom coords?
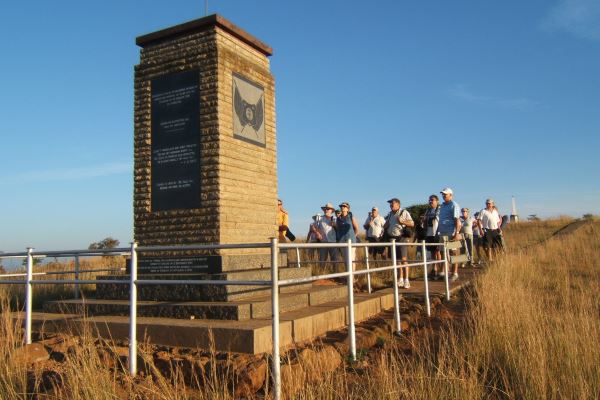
left=352, top=217, right=360, bottom=236
left=453, top=218, right=461, bottom=240
left=477, top=216, right=484, bottom=236
left=452, top=204, right=461, bottom=239
left=279, top=213, right=289, bottom=232
left=403, top=211, right=415, bottom=228
left=363, top=215, right=371, bottom=230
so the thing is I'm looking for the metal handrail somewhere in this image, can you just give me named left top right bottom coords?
left=0, top=267, right=125, bottom=279
left=1, top=239, right=451, bottom=400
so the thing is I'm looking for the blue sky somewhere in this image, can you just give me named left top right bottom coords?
left=1, top=0, right=599, bottom=253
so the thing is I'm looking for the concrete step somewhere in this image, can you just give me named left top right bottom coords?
left=20, top=288, right=397, bottom=354
left=43, top=284, right=348, bottom=321
left=96, top=266, right=312, bottom=302
left=272, top=289, right=396, bottom=343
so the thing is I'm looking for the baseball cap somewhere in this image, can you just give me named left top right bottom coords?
left=387, top=198, right=400, bottom=204
left=440, top=187, right=453, bottom=195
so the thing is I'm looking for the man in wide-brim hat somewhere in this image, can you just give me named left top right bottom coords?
left=316, top=202, right=339, bottom=263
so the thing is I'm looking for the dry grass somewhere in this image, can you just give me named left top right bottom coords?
left=4, top=256, right=125, bottom=310
left=1, top=218, right=598, bottom=399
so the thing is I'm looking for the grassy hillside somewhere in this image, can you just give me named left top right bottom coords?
left=0, top=218, right=598, bottom=399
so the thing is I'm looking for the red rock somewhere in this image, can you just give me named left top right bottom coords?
left=233, top=359, right=267, bottom=398
left=12, top=343, right=49, bottom=365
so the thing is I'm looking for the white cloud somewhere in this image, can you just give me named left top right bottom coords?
left=496, top=97, right=540, bottom=111
left=1, top=162, right=131, bottom=183
left=448, top=84, right=540, bottom=111
left=448, top=84, right=493, bottom=104
left=542, top=0, right=600, bottom=40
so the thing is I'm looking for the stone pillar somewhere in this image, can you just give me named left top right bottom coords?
left=133, top=15, right=277, bottom=273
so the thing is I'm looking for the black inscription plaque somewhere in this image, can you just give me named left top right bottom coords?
left=127, top=256, right=222, bottom=274
left=151, top=70, right=201, bottom=211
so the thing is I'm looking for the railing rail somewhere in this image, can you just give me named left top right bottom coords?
left=1, top=239, right=453, bottom=400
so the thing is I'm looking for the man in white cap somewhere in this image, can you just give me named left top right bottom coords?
left=317, top=202, right=339, bottom=263
left=436, top=188, right=461, bottom=281
left=477, top=198, right=502, bottom=262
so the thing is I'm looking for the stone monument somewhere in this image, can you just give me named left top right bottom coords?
left=133, top=14, right=279, bottom=275
left=41, top=15, right=394, bottom=353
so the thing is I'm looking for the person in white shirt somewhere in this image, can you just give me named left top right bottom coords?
left=363, top=206, right=386, bottom=259
left=477, top=198, right=503, bottom=262
left=383, top=198, right=415, bottom=289
left=460, top=208, right=475, bottom=266
left=317, top=203, right=339, bottom=263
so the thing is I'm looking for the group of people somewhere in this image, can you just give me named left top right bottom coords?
left=277, top=187, right=507, bottom=289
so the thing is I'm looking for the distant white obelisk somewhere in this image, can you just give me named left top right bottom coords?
left=510, top=196, right=519, bottom=222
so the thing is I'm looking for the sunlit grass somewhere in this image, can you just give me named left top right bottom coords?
left=1, top=217, right=598, bottom=398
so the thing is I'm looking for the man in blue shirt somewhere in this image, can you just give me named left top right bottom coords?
left=436, top=187, right=461, bottom=281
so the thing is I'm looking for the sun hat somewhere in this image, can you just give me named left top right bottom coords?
left=321, top=202, right=335, bottom=211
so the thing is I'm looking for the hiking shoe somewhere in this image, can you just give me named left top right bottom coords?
left=404, top=279, right=411, bottom=289
left=451, top=273, right=459, bottom=282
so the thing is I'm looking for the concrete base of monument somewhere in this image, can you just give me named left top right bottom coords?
left=22, top=289, right=397, bottom=354
left=96, top=266, right=312, bottom=302
left=131, top=252, right=289, bottom=274
left=44, top=285, right=348, bottom=320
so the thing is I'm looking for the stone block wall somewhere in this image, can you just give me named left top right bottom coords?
left=133, top=15, right=277, bottom=256
left=215, top=26, right=277, bottom=248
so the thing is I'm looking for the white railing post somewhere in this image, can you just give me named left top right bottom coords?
left=129, top=242, right=138, bottom=375
left=270, top=238, right=281, bottom=400
left=25, top=247, right=34, bottom=344
left=74, top=255, right=80, bottom=299
left=391, top=240, right=401, bottom=334
left=364, top=246, right=371, bottom=294
left=346, top=239, right=356, bottom=361
left=422, top=241, right=431, bottom=317
left=295, top=246, right=301, bottom=268
left=443, top=240, right=450, bottom=301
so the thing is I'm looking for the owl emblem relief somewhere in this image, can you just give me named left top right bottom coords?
left=232, top=73, right=266, bottom=146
